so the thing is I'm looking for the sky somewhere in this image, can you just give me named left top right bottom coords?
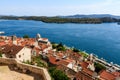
left=0, top=0, right=120, bottom=16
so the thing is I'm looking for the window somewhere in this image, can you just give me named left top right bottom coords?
left=19, top=55, right=21, bottom=58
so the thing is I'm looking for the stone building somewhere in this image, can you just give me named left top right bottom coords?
left=0, top=44, right=31, bottom=62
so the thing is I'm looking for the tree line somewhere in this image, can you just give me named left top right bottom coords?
left=0, top=16, right=120, bottom=24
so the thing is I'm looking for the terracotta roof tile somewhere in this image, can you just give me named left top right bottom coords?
left=48, top=56, right=58, bottom=65
left=39, top=43, right=48, bottom=50
left=112, top=71, right=120, bottom=77
left=57, top=65, right=68, bottom=71
left=1, top=44, right=23, bottom=55
left=0, top=41, right=6, bottom=46
left=57, top=60, right=70, bottom=66
left=82, top=68, right=94, bottom=76
left=80, top=62, right=89, bottom=69
left=100, top=70, right=115, bottom=80
left=76, top=71, right=94, bottom=80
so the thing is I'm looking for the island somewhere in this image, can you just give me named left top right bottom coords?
left=0, top=14, right=120, bottom=24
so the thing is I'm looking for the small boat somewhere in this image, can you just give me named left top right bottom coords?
left=0, top=31, right=5, bottom=34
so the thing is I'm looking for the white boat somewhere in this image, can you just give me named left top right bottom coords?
left=0, top=31, right=5, bottom=34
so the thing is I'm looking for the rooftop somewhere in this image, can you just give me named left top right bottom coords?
left=0, top=44, right=23, bottom=55
left=100, top=70, right=115, bottom=80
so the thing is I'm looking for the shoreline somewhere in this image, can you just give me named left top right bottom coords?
left=1, top=34, right=120, bottom=69
left=61, top=43, right=120, bottom=70
left=1, top=35, right=120, bottom=79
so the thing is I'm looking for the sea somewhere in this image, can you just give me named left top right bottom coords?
left=0, top=20, right=120, bottom=65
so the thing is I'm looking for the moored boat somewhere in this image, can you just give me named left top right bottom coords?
left=0, top=31, right=5, bottom=34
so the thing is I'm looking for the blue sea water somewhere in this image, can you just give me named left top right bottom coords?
left=0, top=20, right=120, bottom=65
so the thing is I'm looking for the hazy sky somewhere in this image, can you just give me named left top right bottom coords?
left=0, top=0, right=120, bottom=16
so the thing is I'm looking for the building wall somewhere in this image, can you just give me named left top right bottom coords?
left=16, top=47, right=31, bottom=62
left=87, top=63, right=95, bottom=71
left=0, top=58, right=51, bottom=80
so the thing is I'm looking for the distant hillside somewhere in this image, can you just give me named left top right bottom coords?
left=0, top=14, right=120, bottom=24
left=60, top=14, right=120, bottom=19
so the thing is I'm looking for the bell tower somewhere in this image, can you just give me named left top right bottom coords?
left=11, top=35, right=17, bottom=45
left=36, top=33, right=41, bottom=41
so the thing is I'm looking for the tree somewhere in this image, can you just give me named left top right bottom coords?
left=57, top=42, right=66, bottom=51
left=52, top=43, right=57, bottom=49
left=52, top=42, right=66, bottom=51
left=73, top=48, right=80, bottom=52
left=94, top=62, right=106, bottom=73
left=49, top=67, right=69, bottom=80
left=31, top=56, right=47, bottom=67
left=0, top=51, right=2, bottom=57
left=57, top=42, right=63, bottom=47
left=23, top=34, right=29, bottom=38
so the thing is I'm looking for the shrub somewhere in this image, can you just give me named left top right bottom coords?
left=94, top=62, right=106, bottom=73
left=0, top=52, right=2, bottom=57
left=49, top=67, right=69, bottom=80
left=23, top=34, right=29, bottom=38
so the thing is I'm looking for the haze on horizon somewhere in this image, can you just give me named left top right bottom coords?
left=0, top=0, right=120, bottom=16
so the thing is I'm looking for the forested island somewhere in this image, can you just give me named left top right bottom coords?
left=0, top=15, right=120, bottom=24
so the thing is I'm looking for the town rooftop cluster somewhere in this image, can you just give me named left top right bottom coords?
left=0, top=34, right=120, bottom=80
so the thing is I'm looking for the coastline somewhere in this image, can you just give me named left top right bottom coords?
left=0, top=35, right=120, bottom=80
left=0, top=19, right=120, bottom=63
left=61, top=44, right=120, bottom=70
left=0, top=16, right=120, bottom=24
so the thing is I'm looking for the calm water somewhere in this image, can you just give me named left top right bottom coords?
left=0, top=20, right=120, bottom=65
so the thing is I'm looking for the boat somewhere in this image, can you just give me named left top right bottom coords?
left=0, top=31, right=5, bottom=34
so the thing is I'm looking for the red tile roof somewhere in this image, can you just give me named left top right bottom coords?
left=82, top=68, right=94, bottom=76
left=39, top=43, right=48, bottom=50
left=57, top=60, right=70, bottom=66
left=80, top=62, right=89, bottom=69
left=17, top=38, right=35, bottom=46
left=1, top=44, right=23, bottom=55
left=42, top=38, right=48, bottom=41
left=100, top=70, right=115, bottom=80
left=112, top=71, right=120, bottom=77
left=0, top=41, right=6, bottom=46
left=48, top=56, right=58, bottom=65
left=76, top=71, right=94, bottom=80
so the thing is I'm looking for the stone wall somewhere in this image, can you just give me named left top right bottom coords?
left=0, top=58, right=51, bottom=80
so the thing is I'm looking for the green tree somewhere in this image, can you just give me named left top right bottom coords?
left=79, top=51, right=89, bottom=58
left=73, top=48, right=80, bottom=52
left=57, top=42, right=63, bottom=47
left=32, top=56, right=47, bottom=67
left=57, top=42, right=66, bottom=51
left=0, top=51, right=2, bottom=57
left=52, top=43, right=57, bottom=49
left=49, top=67, right=69, bottom=80
left=94, top=62, right=106, bottom=73
left=52, top=42, right=66, bottom=51
left=23, top=34, right=29, bottom=38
